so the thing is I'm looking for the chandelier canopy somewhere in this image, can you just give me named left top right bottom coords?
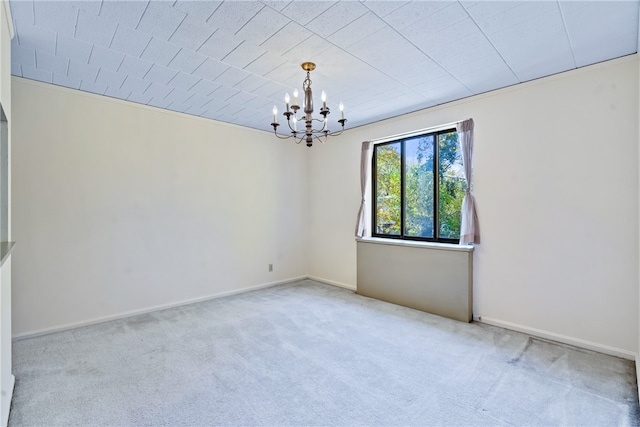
left=271, top=62, right=347, bottom=147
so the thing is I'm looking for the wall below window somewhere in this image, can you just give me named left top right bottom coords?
left=357, top=239, right=473, bottom=322
left=309, top=55, right=639, bottom=357
left=11, top=78, right=310, bottom=337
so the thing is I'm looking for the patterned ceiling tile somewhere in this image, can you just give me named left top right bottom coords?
left=33, top=1, right=78, bottom=38
left=192, top=59, right=229, bottom=82
left=361, top=1, right=409, bottom=18
left=144, top=82, right=173, bottom=100
left=95, top=68, right=127, bottom=89
left=99, top=0, right=148, bottom=29
left=127, top=91, right=153, bottom=104
left=190, top=78, right=221, bottom=97
left=67, top=59, right=100, bottom=82
left=55, top=33, right=92, bottom=63
left=88, top=45, right=125, bottom=72
left=280, top=1, right=336, bottom=27
left=166, top=72, right=200, bottom=92
left=7, top=0, right=640, bottom=131
left=163, top=88, right=194, bottom=105
left=22, top=64, right=52, bottom=82
left=168, top=15, right=217, bottom=52
left=196, top=30, right=243, bottom=61
left=14, top=21, right=56, bottom=54
left=109, top=25, right=152, bottom=57
left=144, top=64, right=179, bottom=85
left=235, top=6, right=290, bottom=45
left=75, top=9, right=117, bottom=47
left=207, top=1, right=264, bottom=33
left=12, top=43, right=36, bottom=69
left=53, top=72, right=81, bottom=89
left=305, top=1, right=369, bottom=38
left=104, top=85, right=131, bottom=100
left=173, top=1, right=223, bottom=20
left=120, top=75, right=152, bottom=94
left=168, top=49, right=208, bottom=74
left=136, top=1, right=186, bottom=41
left=118, top=55, right=153, bottom=79
left=36, top=51, right=69, bottom=75
left=220, top=41, right=267, bottom=69
left=141, top=37, right=181, bottom=67
left=79, top=79, right=107, bottom=95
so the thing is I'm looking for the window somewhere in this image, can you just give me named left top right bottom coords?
left=372, top=129, right=466, bottom=243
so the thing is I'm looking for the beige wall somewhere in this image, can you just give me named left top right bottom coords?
left=8, top=40, right=640, bottom=365
left=0, top=1, right=12, bottom=425
left=309, top=55, right=639, bottom=357
left=11, top=78, right=309, bottom=336
left=0, top=1, right=10, bottom=118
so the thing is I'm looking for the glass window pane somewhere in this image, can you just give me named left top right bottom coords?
left=404, top=135, right=434, bottom=238
left=375, top=143, right=401, bottom=235
left=438, top=131, right=464, bottom=240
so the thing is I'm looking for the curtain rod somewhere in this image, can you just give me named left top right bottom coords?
left=370, top=120, right=465, bottom=145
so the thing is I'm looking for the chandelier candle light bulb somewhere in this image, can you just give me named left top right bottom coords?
left=269, top=62, right=347, bottom=147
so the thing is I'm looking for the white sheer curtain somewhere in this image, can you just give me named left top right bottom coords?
left=355, top=141, right=373, bottom=238
left=457, top=119, right=480, bottom=244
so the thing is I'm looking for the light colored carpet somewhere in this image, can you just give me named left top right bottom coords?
left=9, top=279, right=640, bottom=426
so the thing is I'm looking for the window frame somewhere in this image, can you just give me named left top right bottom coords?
left=371, top=127, right=460, bottom=244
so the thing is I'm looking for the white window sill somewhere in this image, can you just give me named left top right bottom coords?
left=356, top=237, right=474, bottom=253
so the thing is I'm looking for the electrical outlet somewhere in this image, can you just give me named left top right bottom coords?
left=268, top=264, right=273, bottom=272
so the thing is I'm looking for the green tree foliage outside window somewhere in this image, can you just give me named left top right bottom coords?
left=374, top=129, right=465, bottom=243
left=374, top=143, right=401, bottom=235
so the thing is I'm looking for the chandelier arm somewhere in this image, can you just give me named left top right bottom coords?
left=284, top=117, right=304, bottom=135
left=313, top=134, right=328, bottom=145
left=326, top=123, right=346, bottom=137
left=273, top=132, right=294, bottom=140
left=272, top=126, right=297, bottom=140
left=325, top=119, right=347, bottom=137
left=309, top=119, right=327, bottom=133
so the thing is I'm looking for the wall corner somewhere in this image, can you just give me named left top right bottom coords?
left=1, top=1, right=13, bottom=40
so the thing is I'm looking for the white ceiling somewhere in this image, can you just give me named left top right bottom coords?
left=8, top=0, right=640, bottom=132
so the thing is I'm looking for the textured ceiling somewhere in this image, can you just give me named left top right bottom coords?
left=8, top=0, right=640, bottom=132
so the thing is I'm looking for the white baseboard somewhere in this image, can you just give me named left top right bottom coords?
left=636, top=355, right=640, bottom=404
left=307, top=275, right=356, bottom=291
left=473, top=315, right=636, bottom=360
left=1, top=374, right=15, bottom=427
left=13, top=276, right=308, bottom=341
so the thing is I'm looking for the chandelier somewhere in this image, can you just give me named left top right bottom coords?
left=270, top=62, right=347, bottom=147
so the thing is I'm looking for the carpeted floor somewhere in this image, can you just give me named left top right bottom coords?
left=9, top=279, right=640, bottom=426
